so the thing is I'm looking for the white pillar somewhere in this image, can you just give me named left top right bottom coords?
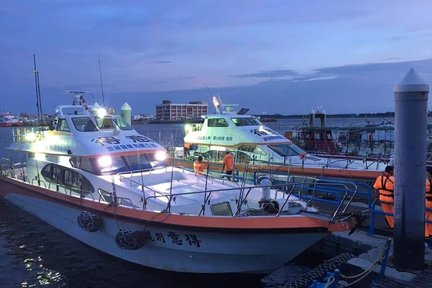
left=393, top=68, right=429, bottom=270
left=120, top=102, right=132, bottom=125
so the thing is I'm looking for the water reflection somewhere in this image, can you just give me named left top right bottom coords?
left=0, top=200, right=262, bottom=288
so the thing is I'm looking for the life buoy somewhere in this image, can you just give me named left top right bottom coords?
left=77, top=211, right=103, bottom=232
left=115, top=229, right=147, bottom=250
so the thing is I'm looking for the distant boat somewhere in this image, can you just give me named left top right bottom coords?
left=177, top=97, right=390, bottom=182
left=0, top=113, right=23, bottom=127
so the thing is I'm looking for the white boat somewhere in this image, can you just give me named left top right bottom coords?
left=0, top=92, right=352, bottom=274
left=180, top=97, right=390, bottom=181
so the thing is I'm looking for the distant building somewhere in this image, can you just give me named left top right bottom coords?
left=155, top=100, right=208, bottom=120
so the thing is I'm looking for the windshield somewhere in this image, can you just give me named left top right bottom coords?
left=97, top=153, right=167, bottom=174
left=268, top=143, right=306, bottom=157
left=71, top=152, right=167, bottom=175
left=72, top=117, right=98, bottom=132
left=113, top=117, right=133, bottom=130
left=231, top=117, right=262, bottom=126
left=95, top=116, right=133, bottom=130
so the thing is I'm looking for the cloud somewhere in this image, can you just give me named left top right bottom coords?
left=2, top=1, right=432, bottom=116
left=146, top=60, right=172, bottom=64
left=235, top=69, right=300, bottom=79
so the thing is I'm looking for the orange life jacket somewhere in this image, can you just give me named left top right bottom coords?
left=426, top=178, right=432, bottom=201
left=373, top=173, right=394, bottom=197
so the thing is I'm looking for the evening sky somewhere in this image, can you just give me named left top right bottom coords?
left=1, top=0, right=432, bottom=115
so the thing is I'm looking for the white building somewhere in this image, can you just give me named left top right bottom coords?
left=155, top=100, right=208, bottom=120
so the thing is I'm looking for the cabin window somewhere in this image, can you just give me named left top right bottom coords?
left=94, top=153, right=167, bottom=175
left=238, top=144, right=256, bottom=153
left=41, top=164, right=94, bottom=193
left=113, top=117, right=133, bottom=130
left=53, top=165, right=64, bottom=183
left=64, top=169, right=74, bottom=185
left=231, top=117, right=262, bottom=126
left=72, top=117, right=98, bottom=132
left=96, top=117, right=115, bottom=129
left=268, top=143, right=306, bottom=157
left=79, top=157, right=94, bottom=172
left=238, top=144, right=266, bottom=155
left=70, top=157, right=96, bottom=174
left=237, top=151, right=252, bottom=163
left=208, top=118, right=229, bottom=127
left=57, top=119, right=70, bottom=132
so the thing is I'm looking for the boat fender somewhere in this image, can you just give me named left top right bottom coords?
left=77, top=211, right=103, bottom=232
left=262, top=200, right=279, bottom=214
left=115, top=229, right=147, bottom=250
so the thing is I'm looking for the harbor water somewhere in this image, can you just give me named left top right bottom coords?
left=0, top=116, right=430, bottom=287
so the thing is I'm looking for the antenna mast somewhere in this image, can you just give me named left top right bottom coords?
left=98, top=55, right=106, bottom=106
left=33, top=54, right=43, bottom=127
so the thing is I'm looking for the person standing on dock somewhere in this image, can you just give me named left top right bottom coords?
left=373, top=165, right=395, bottom=229
left=183, top=142, right=191, bottom=157
left=221, top=151, right=234, bottom=180
left=193, top=156, right=207, bottom=176
left=425, top=167, right=432, bottom=238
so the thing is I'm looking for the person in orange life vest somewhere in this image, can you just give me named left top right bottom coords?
left=425, top=167, right=432, bottom=238
left=222, top=151, right=234, bottom=180
left=193, top=156, right=207, bottom=176
left=183, top=142, right=191, bottom=157
left=373, top=165, right=395, bottom=229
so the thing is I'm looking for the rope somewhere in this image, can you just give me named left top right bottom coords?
left=340, top=262, right=379, bottom=287
left=284, top=240, right=389, bottom=288
left=325, top=275, right=336, bottom=288
left=337, top=240, right=389, bottom=287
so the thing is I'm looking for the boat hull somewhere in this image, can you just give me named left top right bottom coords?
left=0, top=176, right=333, bottom=274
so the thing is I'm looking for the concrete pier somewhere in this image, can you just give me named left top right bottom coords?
left=393, top=69, right=429, bottom=270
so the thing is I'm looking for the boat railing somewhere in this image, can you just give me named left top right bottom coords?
left=244, top=153, right=388, bottom=172
left=119, top=168, right=211, bottom=191
left=141, top=183, right=281, bottom=216
left=97, top=188, right=136, bottom=208
left=252, top=170, right=372, bottom=216
left=319, top=153, right=390, bottom=170
left=118, top=174, right=172, bottom=209
left=281, top=176, right=363, bottom=220
left=119, top=168, right=202, bottom=206
left=368, top=199, right=432, bottom=234
left=119, top=174, right=162, bottom=195
left=45, top=180, right=96, bottom=201
left=0, top=162, right=101, bottom=201
left=142, top=180, right=357, bottom=220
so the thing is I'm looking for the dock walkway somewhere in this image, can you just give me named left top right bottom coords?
left=336, top=230, right=432, bottom=287
left=371, top=264, right=432, bottom=288
left=263, top=229, right=432, bottom=287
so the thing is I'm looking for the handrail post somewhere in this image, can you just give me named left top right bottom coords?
left=375, top=239, right=392, bottom=282
left=368, top=199, right=377, bottom=235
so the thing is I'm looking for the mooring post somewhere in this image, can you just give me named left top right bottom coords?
left=393, top=68, right=428, bottom=270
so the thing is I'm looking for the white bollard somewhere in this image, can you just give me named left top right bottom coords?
left=393, top=68, right=429, bottom=270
